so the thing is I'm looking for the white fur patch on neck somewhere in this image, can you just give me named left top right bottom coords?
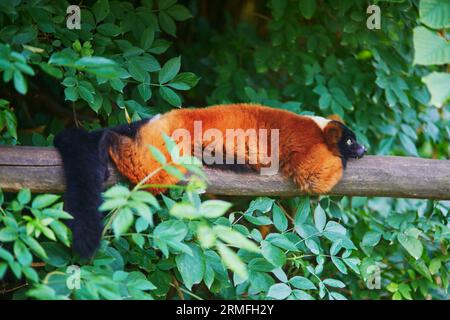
left=148, top=114, right=161, bottom=123
left=304, top=115, right=331, bottom=131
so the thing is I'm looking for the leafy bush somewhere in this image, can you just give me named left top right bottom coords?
left=0, top=0, right=449, bottom=300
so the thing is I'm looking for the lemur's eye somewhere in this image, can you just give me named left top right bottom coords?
left=346, top=139, right=352, bottom=146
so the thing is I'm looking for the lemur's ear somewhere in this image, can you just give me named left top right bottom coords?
left=328, top=114, right=344, bottom=123
left=323, top=121, right=343, bottom=146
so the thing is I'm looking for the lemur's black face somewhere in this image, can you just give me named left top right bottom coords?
left=337, top=124, right=366, bottom=160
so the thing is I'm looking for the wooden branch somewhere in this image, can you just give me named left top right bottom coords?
left=0, top=146, right=449, bottom=200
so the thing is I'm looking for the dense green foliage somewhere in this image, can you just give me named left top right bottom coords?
left=0, top=0, right=449, bottom=300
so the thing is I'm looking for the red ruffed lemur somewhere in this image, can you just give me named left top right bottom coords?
left=54, top=103, right=366, bottom=257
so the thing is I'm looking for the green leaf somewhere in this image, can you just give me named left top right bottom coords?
left=3, top=109, right=17, bottom=139
left=75, top=57, right=117, bottom=68
left=0, top=263, right=7, bottom=279
left=171, top=72, right=200, bottom=88
left=158, top=0, right=177, bottom=10
left=399, top=133, right=419, bottom=157
left=270, top=0, right=287, bottom=20
left=97, top=23, right=121, bottom=37
left=400, top=124, right=418, bottom=140
left=41, top=242, right=70, bottom=267
left=158, top=11, right=176, bottom=37
left=64, top=87, right=78, bottom=101
left=330, top=291, right=347, bottom=300
left=159, top=56, right=181, bottom=84
left=299, top=0, right=316, bottom=19
left=127, top=271, right=156, bottom=290
left=141, top=27, right=156, bottom=51
left=249, top=270, right=275, bottom=292
left=331, top=256, right=348, bottom=274
left=323, top=278, right=345, bottom=288
left=216, top=242, right=248, bottom=279
left=265, top=234, right=298, bottom=251
left=410, top=259, right=433, bottom=282
left=429, top=258, right=442, bottom=275
left=14, top=240, right=32, bottom=266
left=104, top=185, right=130, bottom=198
left=200, top=200, right=232, bottom=218
left=138, top=83, right=152, bottom=101
left=413, top=26, right=450, bottom=66
left=175, top=244, right=205, bottom=290
left=330, top=240, right=342, bottom=256
left=132, top=55, right=161, bottom=73
left=135, top=217, right=149, bottom=233
left=166, top=4, right=192, bottom=21
left=78, top=85, right=94, bottom=104
left=261, top=240, right=286, bottom=267
left=153, top=220, right=189, bottom=257
left=130, top=191, right=160, bottom=209
left=313, top=204, right=326, bottom=232
left=31, top=194, right=59, bottom=209
left=422, top=72, right=450, bottom=108
left=292, top=289, right=315, bottom=300
left=398, top=283, right=412, bottom=300
left=22, top=236, right=48, bottom=259
left=294, top=197, right=310, bottom=225
left=130, top=200, right=153, bottom=226
left=305, top=239, right=320, bottom=254
left=214, top=225, right=260, bottom=253
left=132, top=234, right=145, bottom=248
left=17, top=188, right=31, bottom=205
left=343, top=257, right=360, bottom=274
left=245, top=197, right=275, bottom=215
left=26, top=285, right=57, bottom=300
left=290, top=276, right=316, bottom=290
left=110, top=78, right=125, bottom=92
left=149, top=39, right=172, bottom=55
left=330, top=87, right=353, bottom=110
left=0, top=247, right=14, bottom=265
left=361, top=231, right=382, bottom=247
left=197, top=224, right=216, bottom=249
left=48, top=52, right=76, bottom=66
left=149, top=145, right=167, bottom=164
left=112, top=207, right=134, bottom=236
left=159, top=86, right=181, bottom=107
left=127, top=59, right=147, bottom=82
left=167, top=82, right=190, bottom=91
left=397, top=234, right=423, bottom=260
left=0, top=227, right=18, bottom=242
left=170, top=202, right=200, bottom=220
left=386, top=282, right=398, bottom=293
left=42, top=208, right=72, bottom=220
left=93, top=0, right=110, bottom=23
left=39, top=63, right=63, bottom=79
left=13, top=70, right=27, bottom=94
left=89, top=94, right=103, bottom=113
left=419, top=0, right=450, bottom=29
left=267, top=283, right=291, bottom=300
left=99, top=197, right=128, bottom=211
left=272, top=204, right=288, bottom=232
left=62, top=77, right=77, bottom=87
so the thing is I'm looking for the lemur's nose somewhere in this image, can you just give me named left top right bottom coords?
left=356, top=145, right=366, bottom=158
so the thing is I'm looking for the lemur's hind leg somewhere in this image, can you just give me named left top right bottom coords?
left=285, top=145, right=343, bottom=194
left=108, top=116, right=187, bottom=194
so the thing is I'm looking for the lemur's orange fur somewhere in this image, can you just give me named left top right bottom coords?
left=109, top=104, right=344, bottom=194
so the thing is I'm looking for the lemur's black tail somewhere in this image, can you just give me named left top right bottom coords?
left=54, top=120, right=148, bottom=258
left=54, top=128, right=113, bottom=258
